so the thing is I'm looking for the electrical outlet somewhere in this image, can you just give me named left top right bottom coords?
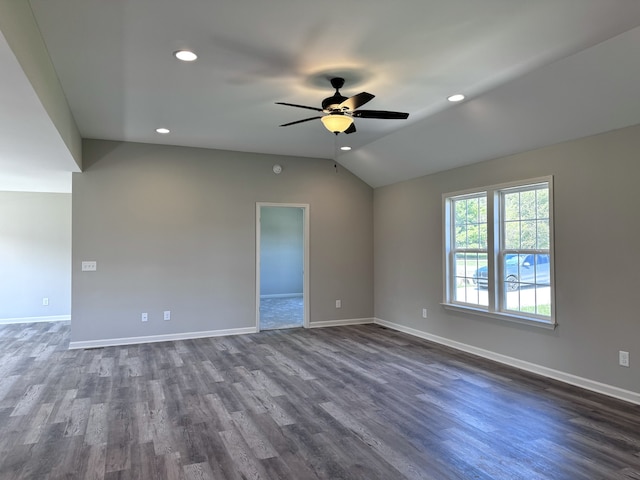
left=422, top=308, right=427, bottom=319
left=164, top=310, right=171, bottom=321
left=43, top=297, right=49, bottom=306
left=619, top=350, right=630, bottom=367
left=335, top=300, right=341, bottom=308
left=141, top=312, right=148, bottom=322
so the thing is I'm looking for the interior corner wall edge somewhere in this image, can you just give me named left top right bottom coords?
left=0, top=1, right=82, bottom=168
left=72, top=140, right=373, bottom=343
left=373, top=123, right=640, bottom=395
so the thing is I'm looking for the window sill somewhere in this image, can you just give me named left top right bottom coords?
left=441, top=303, right=557, bottom=330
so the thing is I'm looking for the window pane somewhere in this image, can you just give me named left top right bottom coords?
left=519, top=190, right=536, bottom=219
left=465, top=254, right=478, bottom=280
left=502, top=253, right=552, bottom=317
left=478, top=197, right=487, bottom=223
left=504, top=256, right=522, bottom=292
left=521, top=221, right=537, bottom=249
left=454, top=197, right=488, bottom=249
left=506, top=284, right=551, bottom=317
left=505, top=221, right=520, bottom=249
left=452, top=196, right=487, bottom=249
left=465, top=225, right=474, bottom=248
left=466, top=197, right=479, bottom=225
left=536, top=189, right=549, bottom=218
left=537, top=220, right=549, bottom=249
left=535, top=285, right=551, bottom=316
left=499, top=183, right=551, bottom=317
left=504, top=192, right=519, bottom=221
left=478, top=224, right=487, bottom=249
left=454, top=252, right=470, bottom=303
left=455, top=252, right=465, bottom=271
left=455, top=225, right=467, bottom=248
left=454, top=252, right=488, bottom=307
left=534, top=254, right=551, bottom=286
left=459, top=283, right=488, bottom=306
left=455, top=200, right=466, bottom=225
left=505, top=283, right=520, bottom=310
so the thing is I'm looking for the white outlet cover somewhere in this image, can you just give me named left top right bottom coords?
left=619, top=351, right=630, bottom=367
left=164, top=311, right=171, bottom=321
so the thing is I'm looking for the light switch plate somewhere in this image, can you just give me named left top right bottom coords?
left=82, top=261, right=97, bottom=271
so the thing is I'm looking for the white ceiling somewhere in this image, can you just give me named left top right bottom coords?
left=2, top=0, right=640, bottom=191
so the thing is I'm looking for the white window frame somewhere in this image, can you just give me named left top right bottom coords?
left=442, top=176, right=556, bottom=329
left=444, top=192, right=488, bottom=308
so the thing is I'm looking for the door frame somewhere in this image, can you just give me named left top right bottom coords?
left=255, top=202, right=310, bottom=331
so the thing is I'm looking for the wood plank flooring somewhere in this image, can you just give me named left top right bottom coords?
left=0, top=321, right=639, bottom=479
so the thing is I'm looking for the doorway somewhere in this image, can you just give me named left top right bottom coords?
left=256, top=203, right=309, bottom=331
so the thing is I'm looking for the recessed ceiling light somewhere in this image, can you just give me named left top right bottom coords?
left=340, top=146, right=352, bottom=151
left=447, top=94, right=465, bottom=102
left=155, top=127, right=170, bottom=134
left=173, top=50, right=198, bottom=62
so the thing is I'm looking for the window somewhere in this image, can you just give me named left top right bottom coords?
left=443, top=178, right=555, bottom=327
left=451, top=194, right=488, bottom=307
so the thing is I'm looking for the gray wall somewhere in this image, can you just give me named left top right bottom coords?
left=260, top=206, right=303, bottom=296
left=0, top=1, right=82, bottom=168
left=0, top=191, right=71, bottom=319
left=374, top=123, right=640, bottom=393
left=72, top=140, right=373, bottom=342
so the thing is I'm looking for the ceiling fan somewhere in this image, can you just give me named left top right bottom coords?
left=276, top=77, right=409, bottom=135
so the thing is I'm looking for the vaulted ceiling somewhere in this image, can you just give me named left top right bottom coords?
left=2, top=0, right=640, bottom=191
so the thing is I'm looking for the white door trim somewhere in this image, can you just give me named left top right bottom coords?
left=256, top=203, right=310, bottom=331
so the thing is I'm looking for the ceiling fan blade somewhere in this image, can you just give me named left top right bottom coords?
left=279, top=116, right=323, bottom=127
left=339, top=92, right=374, bottom=111
left=344, top=123, right=356, bottom=135
left=352, top=110, right=409, bottom=120
left=276, top=102, right=323, bottom=112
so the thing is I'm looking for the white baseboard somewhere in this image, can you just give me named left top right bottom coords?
left=68, top=318, right=370, bottom=349
left=260, top=293, right=303, bottom=299
left=309, top=318, right=374, bottom=329
left=0, top=315, right=70, bottom=325
left=374, top=317, right=640, bottom=406
left=68, top=326, right=257, bottom=350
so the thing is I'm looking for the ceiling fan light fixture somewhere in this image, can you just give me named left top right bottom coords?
left=321, top=114, right=353, bottom=133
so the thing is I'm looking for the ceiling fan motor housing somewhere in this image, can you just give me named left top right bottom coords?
left=322, top=94, right=348, bottom=111
left=322, top=77, right=348, bottom=111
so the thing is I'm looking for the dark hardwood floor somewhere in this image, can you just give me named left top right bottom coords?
left=0, top=321, right=639, bottom=479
